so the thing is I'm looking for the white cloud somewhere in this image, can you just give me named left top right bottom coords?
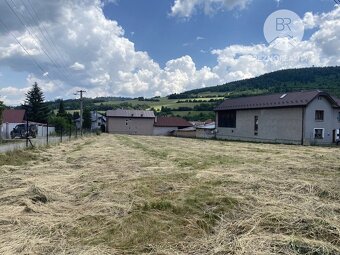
left=211, top=6, right=340, bottom=80
left=0, top=1, right=339, bottom=106
left=0, top=86, right=30, bottom=105
left=170, top=0, right=251, bottom=18
left=303, top=12, right=319, bottom=29
left=70, top=62, right=85, bottom=71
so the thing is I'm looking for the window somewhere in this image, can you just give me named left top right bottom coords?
left=218, top=110, right=236, bottom=128
left=314, top=128, right=324, bottom=139
left=254, top=116, right=259, bottom=136
left=315, top=110, right=324, bottom=121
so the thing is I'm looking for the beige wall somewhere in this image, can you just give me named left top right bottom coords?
left=304, top=96, right=340, bottom=145
left=107, top=117, right=154, bottom=135
left=216, top=107, right=303, bottom=144
left=174, top=130, right=196, bottom=138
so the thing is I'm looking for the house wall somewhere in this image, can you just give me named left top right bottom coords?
left=173, top=130, right=196, bottom=138
left=216, top=107, right=304, bottom=144
left=107, top=117, right=154, bottom=135
left=196, top=129, right=215, bottom=139
left=304, top=96, right=340, bottom=145
left=153, top=127, right=178, bottom=136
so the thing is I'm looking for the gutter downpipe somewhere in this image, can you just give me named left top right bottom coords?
left=301, top=107, right=305, bottom=145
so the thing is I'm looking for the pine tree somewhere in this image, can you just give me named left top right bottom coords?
left=25, top=82, right=49, bottom=123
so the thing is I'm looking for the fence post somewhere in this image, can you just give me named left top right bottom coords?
left=60, top=127, right=63, bottom=143
left=26, top=118, right=29, bottom=148
left=46, top=122, right=49, bottom=146
left=69, top=124, right=72, bottom=141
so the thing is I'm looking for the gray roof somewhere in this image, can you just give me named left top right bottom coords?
left=215, top=90, right=340, bottom=111
left=332, top=96, right=340, bottom=107
left=107, top=109, right=155, bottom=118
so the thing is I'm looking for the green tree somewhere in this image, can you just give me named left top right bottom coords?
left=82, top=108, right=92, bottom=130
left=73, top=111, right=80, bottom=120
left=25, top=82, right=49, bottom=123
left=48, top=115, right=69, bottom=134
left=56, top=99, right=66, bottom=117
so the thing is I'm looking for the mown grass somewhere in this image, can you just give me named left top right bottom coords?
left=0, top=134, right=339, bottom=254
left=0, top=149, right=38, bottom=166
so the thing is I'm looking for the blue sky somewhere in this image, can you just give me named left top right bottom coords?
left=0, top=0, right=339, bottom=105
left=103, top=0, right=334, bottom=68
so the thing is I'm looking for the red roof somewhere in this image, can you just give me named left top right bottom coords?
left=154, top=117, right=193, bottom=128
left=1, top=109, right=26, bottom=123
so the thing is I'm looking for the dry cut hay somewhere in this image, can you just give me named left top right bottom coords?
left=0, top=134, right=339, bottom=254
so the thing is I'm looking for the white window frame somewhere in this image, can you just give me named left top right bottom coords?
left=313, top=128, right=324, bottom=140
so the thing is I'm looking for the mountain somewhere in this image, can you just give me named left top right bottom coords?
left=174, top=66, right=340, bottom=98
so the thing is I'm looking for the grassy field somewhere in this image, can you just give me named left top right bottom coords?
left=94, top=97, right=221, bottom=111
left=0, top=135, right=339, bottom=254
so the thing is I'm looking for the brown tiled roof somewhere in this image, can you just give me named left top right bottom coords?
left=154, top=117, right=193, bottom=127
left=107, top=109, right=155, bottom=118
left=1, top=109, right=26, bottom=123
left=215, top=90, right=339, bottom=111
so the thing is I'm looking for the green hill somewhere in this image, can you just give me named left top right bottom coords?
left=173, top=66, right=340, bottom=98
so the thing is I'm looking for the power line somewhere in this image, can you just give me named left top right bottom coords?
left=4, top=0, right=71, bottom=84
left=0, top=17, right=54, bottom=81
left=23, top=0, right=76, bottom=81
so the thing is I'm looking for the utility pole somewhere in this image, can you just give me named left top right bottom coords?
left=74, top=90, right=86, bottom=136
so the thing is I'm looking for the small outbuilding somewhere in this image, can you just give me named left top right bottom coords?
left=196, top=122, right=216, bottom=139
left=153, top=116, right=192, bottom=136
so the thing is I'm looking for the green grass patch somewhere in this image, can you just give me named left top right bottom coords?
left=0, top=149, right=39, bottom=166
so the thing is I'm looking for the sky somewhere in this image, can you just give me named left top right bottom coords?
left=0, top=0, right=339, bottom=105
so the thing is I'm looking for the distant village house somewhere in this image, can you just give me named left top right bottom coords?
left=106, top=110, right=155, bottom=135
left=75, top=111, right=106, bottom=131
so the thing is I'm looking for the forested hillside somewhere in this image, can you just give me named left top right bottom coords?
left=178, top=66, right=340, bottom=98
